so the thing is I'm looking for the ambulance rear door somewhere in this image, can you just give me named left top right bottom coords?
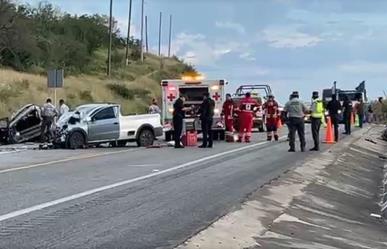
left=161, top=80, right=180, bottom=127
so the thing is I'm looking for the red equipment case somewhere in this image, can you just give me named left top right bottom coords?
left=182, top=131, right=198, bottom=146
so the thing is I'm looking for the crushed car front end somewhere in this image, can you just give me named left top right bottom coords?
left=54, top=111, right=88, bottom=147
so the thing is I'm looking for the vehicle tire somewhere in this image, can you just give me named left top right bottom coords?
left=258, top=124, right=265, bottom=133
left=67, top=131, right=85, bottom=149
left=165, top=131, right=173, bottom=142
left=117, top=140, right=127, bottom=147
left=137, top=128, right=154, bottom=147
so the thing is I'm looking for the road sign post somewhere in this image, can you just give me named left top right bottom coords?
left=47, top=69, right=64, bottom=107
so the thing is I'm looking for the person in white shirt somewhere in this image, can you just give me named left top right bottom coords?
left=148, top=98, right=161, bottom=115
left=59, top=99, right=70, bottom=117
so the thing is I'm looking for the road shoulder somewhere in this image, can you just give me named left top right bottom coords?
left=177, top=126, right=387, bottom=249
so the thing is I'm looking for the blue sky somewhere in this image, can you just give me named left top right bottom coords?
left=26, top=0, right=387, bottom=103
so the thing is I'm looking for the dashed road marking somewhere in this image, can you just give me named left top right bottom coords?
left=127, top=164, right=160, bottom=167
left=0, top=148, right=140, bottom=174
left=0, top=137, right=286, bottom=222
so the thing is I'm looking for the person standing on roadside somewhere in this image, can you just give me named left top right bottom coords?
left=238, top=92, right=259, bottom=143
left=281, top=94, right=293, bottom=142
left=173, top=95, right=187, bottom=149
left=310, top=91, right=324, bottom=151
left=374, top=97, right=385, bottom=123
left=198, top=92, right=215, bottom=148
left=149, top=98, right=161, bottom=115
left=58, top=99, right=69, bottom=118
left=326, top=94, right=342, bottom=142
left=222, top=94, right=236, bottom=141
left=355, top=98, right=365, bottom=128
left=367, top=104, right=374, bottom=123
left=263, top=94, right=280, bottom=141
left=283, top=91, right=308, bottom=152
left=342, top=95, right=353, bottom=135
left=41, top=98, right=58, bottom=142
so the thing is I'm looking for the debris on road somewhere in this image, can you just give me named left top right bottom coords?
left=365, top=138, right=377, bottom=144
left=146, top=143, right=169, bottom=149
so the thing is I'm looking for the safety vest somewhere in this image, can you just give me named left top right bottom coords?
left=311, top=99, right=324, bottom=118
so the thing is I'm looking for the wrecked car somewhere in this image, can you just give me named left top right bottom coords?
left=0, top=104, right=43, bottom=144
left=55, top=103, right=163, bottom=149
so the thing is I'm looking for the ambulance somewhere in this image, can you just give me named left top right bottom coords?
left=161, top=77, right=227, bottom=141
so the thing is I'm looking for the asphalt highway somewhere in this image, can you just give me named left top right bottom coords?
left=0, top=126, right=329, bottom=249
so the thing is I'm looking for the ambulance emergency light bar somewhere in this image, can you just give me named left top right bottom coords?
left=161, top=79, right=226, bottom=86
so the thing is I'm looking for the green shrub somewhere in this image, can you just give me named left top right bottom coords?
left=107, top=83, right=151, bottom=100
left=132, top=88, right=150, bottom=98
left=111, top=50, right=125, bottom=66
left=79, top=90, right=93, bottom=102
left=0, top=86, right=20, bottom=102
left=19, top=79, right=30, bottom=89
left=107, top=83, right=134, bottom=100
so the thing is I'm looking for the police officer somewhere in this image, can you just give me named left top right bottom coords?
left=173, top=95, right=186, bottom=149
left=310, top=91, right=324, bottom=151
left=327, top=94, right=342, bottom=142
left=284, top=92, right=308, bottom=152
left=198, top=92, right=215, bottom=148
left=342, top=95, right=353, bottom=135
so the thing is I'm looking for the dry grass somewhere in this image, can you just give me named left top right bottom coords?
left=0, top=55, right=184, bottom=117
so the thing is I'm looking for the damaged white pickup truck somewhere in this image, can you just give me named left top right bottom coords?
left=55, top=103, right=163, bottom=149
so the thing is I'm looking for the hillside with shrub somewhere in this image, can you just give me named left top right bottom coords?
left=0, top=1, right=195, bottom=117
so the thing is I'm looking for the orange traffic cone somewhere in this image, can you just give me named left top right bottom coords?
left=277, top=118, right=283, bottom=129
left=323, top=116, right=335, bottom=144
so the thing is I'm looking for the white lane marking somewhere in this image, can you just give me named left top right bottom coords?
left=0, top=136, right=286, bottom=222
left=0, top=148, right=139, bottom=174
left=0, top=149, right=26, bottom=155
left=127, top=164, right=160, bottom=167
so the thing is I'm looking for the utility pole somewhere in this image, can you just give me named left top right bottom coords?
left=125, top=0, right=132, bottom=66
left=145, top=15, right=149, bottom=53
left=168, top=14, right=172, bottom=57
left=140, top=0, right=144, bottom=62
left=158, top=12, right=162, bottom=56
left=107, top=0, right=113, bottom=76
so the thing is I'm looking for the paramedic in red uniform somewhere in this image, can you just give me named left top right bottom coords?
left=238, top=92, right=258, bottom=143
left=263, top=94, right=280, bottom=141
left=222, top=94, right=235, bottom=135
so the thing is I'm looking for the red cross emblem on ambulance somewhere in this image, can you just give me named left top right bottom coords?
left=167, top=93, right=176, bottom=102
left=213, top=92, right=221, bottom=101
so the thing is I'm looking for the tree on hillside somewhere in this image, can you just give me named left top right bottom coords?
left=0, top=0, right=38, bottom=70
left=0, top=1, right=129, bottom=74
